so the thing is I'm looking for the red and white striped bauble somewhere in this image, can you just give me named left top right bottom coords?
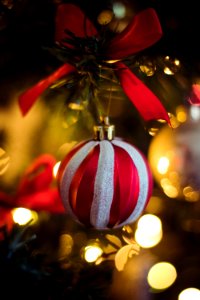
left=57, top=138, right=153, bottom=229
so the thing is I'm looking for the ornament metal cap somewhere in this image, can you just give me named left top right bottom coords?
left=93, top=116, right=115, bottom=141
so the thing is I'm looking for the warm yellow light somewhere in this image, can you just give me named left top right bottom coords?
left=177, top=111, right=187, bottom=123
left=147, top=262, right=177, bottom=290
left=68, top=102, right=84, bottom=111
left=12, top=207, right=38, bottom=225
left=163, top=56, right=180, bottom=75
left=105, top=59, right=120, bottom=64
left=148, top=127, right=159, bottom=136
left=174, top=59, right=180, bottom=66
left=163, top=185, right=179, bottom=198
left=139, top=64, right=156, bottom=76
left=58, top=234, right=74, bottom=260
left=135, top=214, right=162, bottom=248
left=160, top=177, right=179, bottom=198
left=84, top=245, right=103, bottom=263
left=135, top=228, right=162, bottom=248
left=0, top=148, right=10, bottom=176
left=137, top=214, right=162, bottom=233
left=97, top=10, right=113, bottom=25
left=176, top=106, right=187, bottom=123
left=53, top=161, right=61, bottom=178
left=164, top=67, right=174, bottom=75
left=157, top=157, right=170, bottom=174
left=178, top=288, right=200, bottom=300
left=183, top=186, right=199, bottom=202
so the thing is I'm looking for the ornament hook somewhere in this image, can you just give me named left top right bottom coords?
left=93, top=116, right=115, bottom=141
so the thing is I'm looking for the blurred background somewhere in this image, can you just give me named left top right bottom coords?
left=0, top=0, right=200, bottom=299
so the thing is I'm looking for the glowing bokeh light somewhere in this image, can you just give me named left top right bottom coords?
left=157, top=156, right=170, bottom=174
left=190, top=105, right=200, bottom=121
left=164, top=67, right=174, bottom=75
left=84, top=245, right=103, bottom=263
left=163, top=184, right=179, bottom=198
left=176, top=105, right=187, bottom=123
left=147, top=262, right=177, bottom=290
left=12, top=207, right=38, bottom=225
left=178, top=288, right=200, bottom=300
left=135, top=214, right=162, bottom=248
left=113, top=2, right=126, bottom=18
left=53, top=161, right=61, bottom=178
left=163, top=56, right=180, bottom=75
left=97, top=10, right=113, bottom=25
left=174, top=59, right=180, bottom=66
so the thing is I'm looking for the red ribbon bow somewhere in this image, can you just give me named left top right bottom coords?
left=0, top=154, right=65, bottom=215
left=18, top=4, right=170, bottom=124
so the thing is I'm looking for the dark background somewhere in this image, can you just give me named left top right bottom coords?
left=0, top=0, right=199, bottom=72
left=0, top=1, right=200, bottom=300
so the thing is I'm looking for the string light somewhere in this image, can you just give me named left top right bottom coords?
left=97, top=10, right=114, bottom=25
left=113, top=2, right=126, bottom=19
left=12, top=207, right=38, bottom=225
left=163, top=56, right=181, bottom=75
left=134, top=214, right=163, bottom=248
left=84, top=244, right=103, bottom=263
left=178, top=288, right=200, bottom=300
left=157, top=156, right=170, bottom=174
left=176, top=105, right=187, bottom=123
left=190, top=105, right=200, bottom=121
left=147, top=262, right=177, bottom=290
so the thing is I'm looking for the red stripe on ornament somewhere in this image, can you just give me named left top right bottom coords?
left=125, top=141, right=153, bottom=208
left=69, top=145, right=100, bottom=226
left=108, top=146, right=140, bottom=227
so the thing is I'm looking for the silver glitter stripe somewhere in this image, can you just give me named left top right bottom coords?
left=60, top=141, right=98, bottom=220
left=112, top=140, right=149, bottom=227
left=90, top=140, right=115, bottom=229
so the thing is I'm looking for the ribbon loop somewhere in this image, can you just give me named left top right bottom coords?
left=0, top=155, right=64, bottom=214
left=106, top=8, right=162, bottom=60
left=18, top=4, right=169, bottom=124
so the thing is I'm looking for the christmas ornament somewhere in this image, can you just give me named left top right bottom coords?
left=18, top=3, right=170, bottom=125
left=148, top=105, right=200, bottom=201
left=57, top=118, right=153, bottom=229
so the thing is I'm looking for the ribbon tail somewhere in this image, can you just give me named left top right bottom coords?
left=106, top=8, right=162, bottom=59
left=18, top=63, right=76, bottom=116
left=115, top=62, right=170, bottom=124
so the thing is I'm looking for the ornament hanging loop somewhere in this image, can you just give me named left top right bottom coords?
left=93, top=116, right=115, bottom=141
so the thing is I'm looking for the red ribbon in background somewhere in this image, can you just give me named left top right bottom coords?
left=0, top=154, right=64, bottom=215
left=188, top=84, right=200, bottom=105
left=18, top=4, right=170, bottom=124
